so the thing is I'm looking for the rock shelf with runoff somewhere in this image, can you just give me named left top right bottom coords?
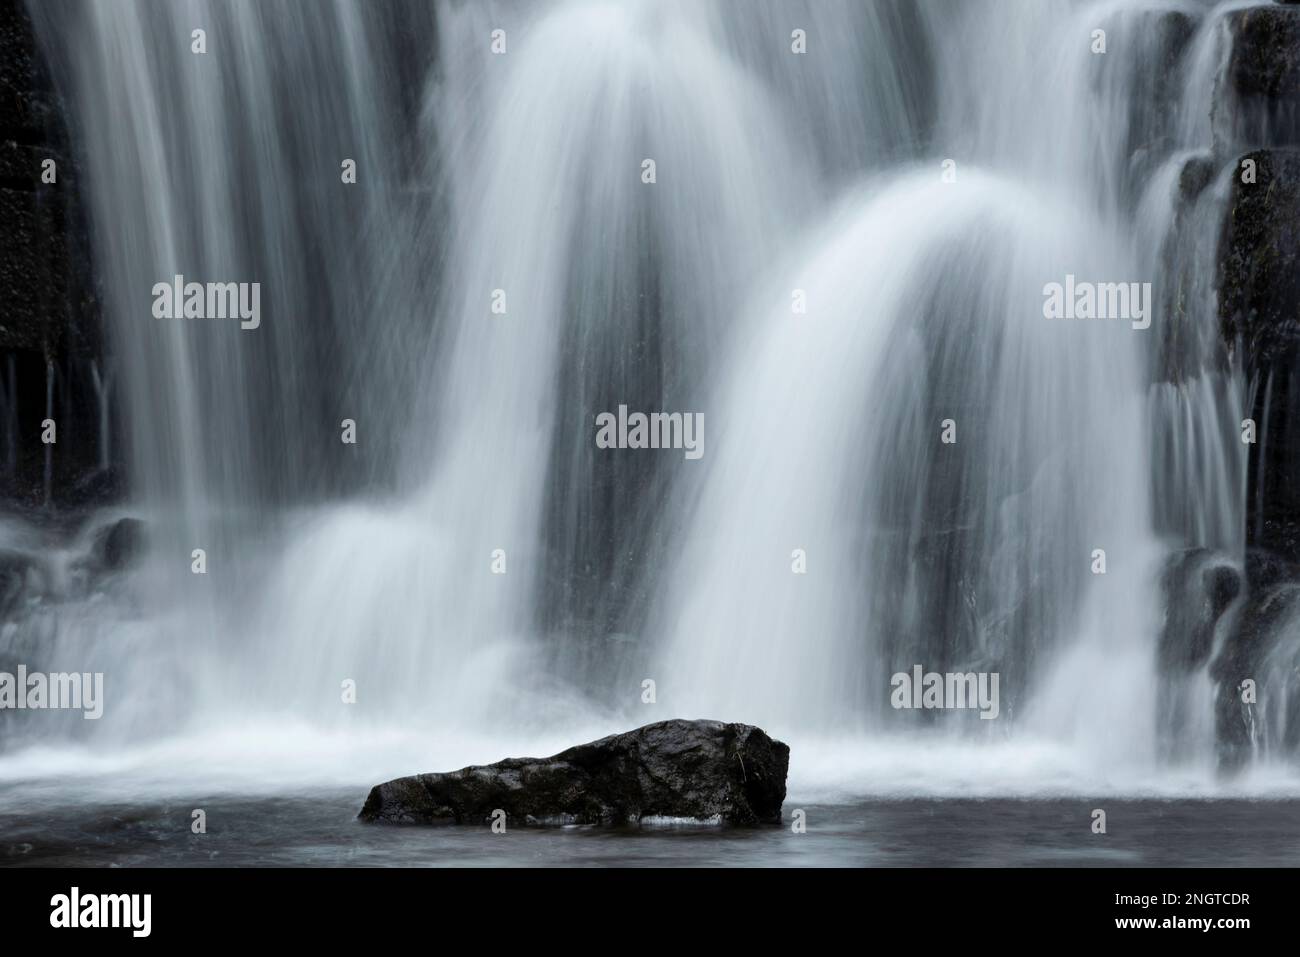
left=358, top=719, right=789, bottom=827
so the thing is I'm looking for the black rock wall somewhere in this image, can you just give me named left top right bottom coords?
left=1212, top=3, right=1300, bottom=770
left=1221, top=148, right=1300, bottom=561
left=0, top=0, right=114, bottom=508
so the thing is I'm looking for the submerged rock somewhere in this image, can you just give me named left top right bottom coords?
left=358, top=719, right=789, bottom=827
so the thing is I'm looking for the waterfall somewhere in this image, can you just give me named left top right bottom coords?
left=5, top=0, right=1298, bottom=796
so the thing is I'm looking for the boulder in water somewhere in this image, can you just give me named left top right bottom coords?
left=358, top=719, right=789, bottom=827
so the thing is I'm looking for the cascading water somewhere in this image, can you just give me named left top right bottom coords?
left=4, top=0, right=1299, bottom=800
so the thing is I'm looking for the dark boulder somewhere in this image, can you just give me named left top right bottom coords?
left=359, top=719, right=789, bottom=827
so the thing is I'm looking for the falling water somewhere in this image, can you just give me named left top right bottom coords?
left=3, top=0, right=1297, bottom=797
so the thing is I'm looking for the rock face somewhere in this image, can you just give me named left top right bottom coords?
left=1212, top=4, right=1300, bottom=773
left=0, top=0, right=113, bottom=507
left=1159, top=549, right=1242, bottom=675
left=1229, top=6, right=1300, bottom=102
left=1220, top=148, right=1300, bottom=562
left=358, top=719, right=789, bottom=827
left=1215, top=145, right=1300, bottom=773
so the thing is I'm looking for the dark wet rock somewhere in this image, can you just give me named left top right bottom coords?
left=1226, top=4, right=1300, bottom=145
left=1159, top=548, right=1242, bottom=673
left=0, top=0, right=111, bottom=508
left=1211, top=583, right=1300, bottom=772
left=1215, top=156, right=1300, bottom=769
left=1228, top=4, right=1300, bottom=101
left=359, top=719, right=789, bottom=827
left=1178, top=153, right=1217, bottom=203
left=63, top=466, right=125, bottom=510
left=0, top=547, right=43, bottom=622
left=0, top=0, right=57, bottom=134
left=91, top=516, right=144, bottom=573
left=1159, top=8, right=1197, bottom=53
left=1220, top=149, right=1300, bottom=364
left=1111, top=10, right=1197, bottom=203
left=1157, top=549, right=1242, bottom=763
left=1246, top=548, right=1296, bottom=591
left=0, top=550, right=29, bottom=620
left=1220, top=149, right=1300, bottom=561
left=1151, top=151, right=1231, bottom=386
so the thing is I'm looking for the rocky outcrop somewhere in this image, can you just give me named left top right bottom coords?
left=0, top=0, right=113, bottom=507
left=359, top=719, right=789, bottom=827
